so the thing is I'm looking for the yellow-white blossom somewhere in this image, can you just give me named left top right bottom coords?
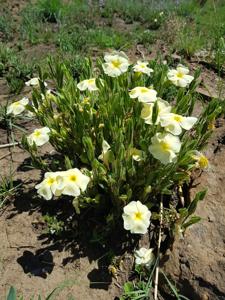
left=133, top=61, right=153, bottom=76
left=160, top=113, right=197, bottom=135
left=77, top=78, right=98, bottom=92
left=25, top=77, right=47, bottom=87
left=102, top=52, right=129, bottom=77
left=192, top=151, right=209, bottom=169
left=128, top=148, right=143, bottom=161
left=129, top=87, right=157, bottom=103
left=168, top=65, right=194, bottom=87
left=98, top=140, right=111, bottom=166
left=27, top=127, right=50, bottom=146
left=159, top=11, right=164, bottom=16
left=134, top=248, right=155, bottom=268
left=141, top=99, right=171, bottom=125
left=7, top=97, right=29, bottom=116
left=149, top=132, right=181, bottom=164
left=57, top=168, right=90, bottom=197
left=35, top=172, right=63, bottom=200
left=122, top=201, right=151, bottom=234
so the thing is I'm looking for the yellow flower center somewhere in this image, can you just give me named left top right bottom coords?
left=69, top=175, right=77, bottom=182
left=161, top=141, right=170, bottom=151
left=13, top=102, right=20, bottom=106
left=83, top=97, right=90, bottom=103
left=208, top=122, right=215, bottom=130
left=47, top=178, right=55, bottom=185
left=173, top=115, right=183, bottom=122
left=111, top=59, right=122, bottom=68
left=140, top=88, right=148, bottom=93
left=134, top=211, right=143, bottom=221
left=88, top=79, right=94, bottom=84
left=199, top=156, right=209, bottom=169
left=141, top=105, right=152, bottom=118
left=176, top=72, right=184, bottom=78
left=34, top=130, right=41, bottom=137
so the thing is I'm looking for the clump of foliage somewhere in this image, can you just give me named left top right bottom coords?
left=0, top=10, right=14, bottom=41
left=0, top=170, right=19, bottom=209
left=172, top=0, right=225, bottom=59
left=21, top=52, right=221, bottom=243
left=37, top=0, right=62, bottom=23
left=0, top=43, right=34, bottom=93
left=6, top=282, right=76, bottom=300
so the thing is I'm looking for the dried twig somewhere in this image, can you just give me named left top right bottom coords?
left=0, top=142, right=20, bottom=149
left=154, top=196, right=163, bottom=300
left=0, top=152, right=11, bottom=160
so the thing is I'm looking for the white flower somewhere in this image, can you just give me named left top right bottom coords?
left=57, top=168, right=90, bottom=197
left=122, top=201, right=151, bottom=234
left=128, top=148, right=143, bottom=161
left=25, top=77, right=47, bottom=87
left=77, top=78, right=98, bottom=92
left=27, top=127, right=50, bottom=146
left=129, top=87, right=157, bottom=103
left=149, top=132, right=181, bottom=164
left=192, top=151, right=209, bottom=169
left=160, top=113, right=197, bottom=135
left=154, top=18, right=158, bottom=22
left=168, top=65, right=194, bottom=87
left=102, top=52, right=129, bottom=77
left=141, top=99, right=171, bottom=125
left=134, top=248, right=155, bottom=268
left=159, top=11, right=164, bottom=16
left=133, top=61, right=153, bottom=76
left=35, top=172, right=63, bottom=200
left=35, top=168, right=90, bottom=200
left=7, top=97, right=29, bottom=116
left=98, top=140, right=111, bottom=166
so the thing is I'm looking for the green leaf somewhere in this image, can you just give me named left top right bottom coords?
left=183, top=216, right=201, bottom=229
left=152, top=101, right=159, bottom=124
left=123, top=282, right=134, bottom=294
left=188, top=189, right=207, bottom=216
left=7, top=287, right=16, bottom=300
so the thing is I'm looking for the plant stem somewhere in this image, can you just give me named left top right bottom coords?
left=154, top=196, right=163, bottom=300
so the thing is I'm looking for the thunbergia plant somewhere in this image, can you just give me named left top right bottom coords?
left=21, top=51, right=221, bottom=243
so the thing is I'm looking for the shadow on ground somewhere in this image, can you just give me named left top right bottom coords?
left=8, top=180, right=139, bottom=291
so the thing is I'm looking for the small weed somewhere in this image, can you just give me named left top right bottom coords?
left=43, top=214, right=64, bottom=235
left=0, top=43, right=34, bottom=93
left=175, top=25, right=205, bottom=57
left=6, top=61, right=34, bottom=94
left=0, top=11, right=14, bottom=41
left=57, top=25, right=88, bottom=53
left=6, top=280, right=76, bottom=300
left=120, top=261, right=190, bottom=300
left=0, top=170, right=20, bottom=209
left=134, top=29, right=156, bottom=48
left=64, top=55, right=88, bottom=80
left=37, top=0, right=62, bottom=23
left=87, top=27, right=130, bottom=49
left=172, top=0, right=225, bottom=57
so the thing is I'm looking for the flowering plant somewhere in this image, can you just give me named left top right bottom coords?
left=22, top=52, right=221, bottom=239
